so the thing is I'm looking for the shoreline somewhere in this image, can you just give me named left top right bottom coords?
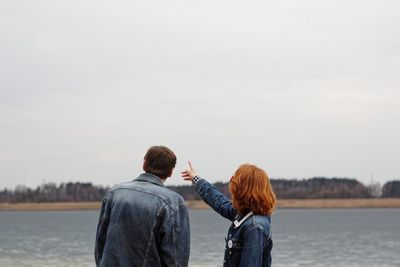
left=1, top=198, right=400, bottom=211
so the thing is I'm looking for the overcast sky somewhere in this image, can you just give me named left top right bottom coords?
left=1, top=0, right=399, bottom=189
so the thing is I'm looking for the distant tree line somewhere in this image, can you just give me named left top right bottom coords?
left=1, top=178, right=399, bottom=203
left=0, top=182, right=109, bottom=203
left=381, top=181, right=400, bottom=198
left=169, top=177, right=380, bottom=200
left=272, top=177, right=372, bottom=199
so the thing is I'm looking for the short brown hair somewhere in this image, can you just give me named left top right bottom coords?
left=230, top=164, right=276, bottom=216
left=143, top=146, right=177, bottom=179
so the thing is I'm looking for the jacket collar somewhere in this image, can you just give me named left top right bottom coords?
left=135, top=173, right=165, bottom=187
left=233, top=211, right=254, bottom=228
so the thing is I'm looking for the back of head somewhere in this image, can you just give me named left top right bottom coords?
left=230, top=163, right=276, bottom=216
left=143, top=146, right=177, bottom=180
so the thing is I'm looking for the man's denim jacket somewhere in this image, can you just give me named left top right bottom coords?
left=194, top=178, right=273, bottom=267
left=95, top=173, right=190, bottom=267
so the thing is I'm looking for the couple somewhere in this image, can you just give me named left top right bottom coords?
left=95, top=146, right=276, bottom=267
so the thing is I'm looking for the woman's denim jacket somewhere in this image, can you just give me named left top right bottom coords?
left=194, top=178, right=273, bottom=267
left=95, top=173, right=190, bottom=267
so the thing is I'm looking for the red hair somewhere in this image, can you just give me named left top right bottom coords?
left=230, top=164, right=276, bottom=216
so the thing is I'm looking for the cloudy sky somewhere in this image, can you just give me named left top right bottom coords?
left=1, top=0, right=399, bottom=189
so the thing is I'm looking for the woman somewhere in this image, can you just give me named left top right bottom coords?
left=181, top=161, right=276, bottom=267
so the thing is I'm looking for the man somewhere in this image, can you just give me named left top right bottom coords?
left=95, top=146, right=190, bottom=267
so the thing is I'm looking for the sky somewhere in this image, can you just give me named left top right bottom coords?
left=1, top=0, right=399, bottom=189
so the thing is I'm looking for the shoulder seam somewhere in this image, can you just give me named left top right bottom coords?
left=111, top=186, right=181, bottom=212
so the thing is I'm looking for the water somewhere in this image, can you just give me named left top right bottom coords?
left=272, top=209, right=400, bottom=267
left=0, top=209, right=399, bottom=267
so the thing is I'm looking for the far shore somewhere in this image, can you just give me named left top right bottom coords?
left=1, top=198, right=400, bottom=211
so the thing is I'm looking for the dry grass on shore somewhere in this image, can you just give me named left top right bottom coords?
left=276, top=198, right=400, bottom=209
left=1, top=198, right=400, bottom=211
left=187, top=198, right=400, bottom=209
left=0, top=202, right=101, bottom=211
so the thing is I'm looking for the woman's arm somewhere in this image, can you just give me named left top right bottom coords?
left=194, top=177, right=237, bottom=220
left=181, top=161, right=237, bottom=221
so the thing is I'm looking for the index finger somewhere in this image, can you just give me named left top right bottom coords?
left=188, top=161, right=194, bottom=171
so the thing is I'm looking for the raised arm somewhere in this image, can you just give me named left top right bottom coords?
left=181, top=161, right=237, bottom=221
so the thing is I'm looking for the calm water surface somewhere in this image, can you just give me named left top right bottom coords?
left=0, top=209, right=399, bottom=267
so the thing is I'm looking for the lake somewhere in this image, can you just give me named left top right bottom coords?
left=0, top=209, right=399, bottom=266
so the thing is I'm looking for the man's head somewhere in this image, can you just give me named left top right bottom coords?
left=143, top=146, right=177, bottom=180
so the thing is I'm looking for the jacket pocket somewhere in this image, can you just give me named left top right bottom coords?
left=226, top=237, right=243, bottom=266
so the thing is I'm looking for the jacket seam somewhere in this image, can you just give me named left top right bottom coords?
left=142, top=202, right=168, bottom=267
left=110, top=187, right=177, bottom=213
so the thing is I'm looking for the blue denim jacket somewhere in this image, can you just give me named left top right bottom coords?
left=194, top=178, right=273, bottom=267
left=95, top=173, right=190, bottom=267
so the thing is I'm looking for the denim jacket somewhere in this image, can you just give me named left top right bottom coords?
left=95, top=173, right=190, bottom=267
left=194, top=178, right=272, bottom=267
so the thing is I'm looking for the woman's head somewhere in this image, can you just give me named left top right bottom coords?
left=230, top=164, right=276, bottom=216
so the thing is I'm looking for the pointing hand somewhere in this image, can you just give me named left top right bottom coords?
left=181, top=161, right=198, bottom=182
